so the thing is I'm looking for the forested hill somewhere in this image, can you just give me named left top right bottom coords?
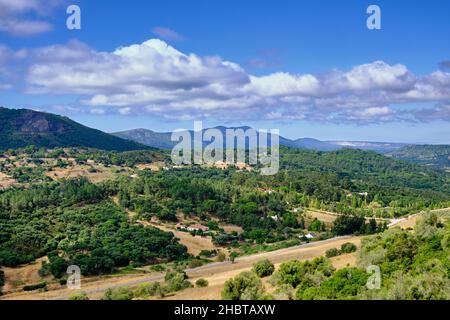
left=387, top=145, right=450, bottom=170
left=278, top=147, right=450, bottom=205
left=0, top=107, right=149, bottom=152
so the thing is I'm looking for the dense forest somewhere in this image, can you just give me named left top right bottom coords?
left=387, top=145, right=450, bottom=170
left=0, top=178, right=188, bottom=276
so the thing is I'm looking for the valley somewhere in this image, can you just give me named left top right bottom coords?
left=0, top=108, right=448, bottom=301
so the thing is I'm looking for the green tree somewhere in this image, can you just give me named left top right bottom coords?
left=221, top=271, right=265, bottom=300
left=253, top=259, right=275, bottom=278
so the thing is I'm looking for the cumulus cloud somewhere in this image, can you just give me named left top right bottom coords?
left=0, top=0, right=64, bottom=36
left=2, top=38, right=450, bottom=123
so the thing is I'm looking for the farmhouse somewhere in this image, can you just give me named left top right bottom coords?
left=177, top=223, right=210, bottom=232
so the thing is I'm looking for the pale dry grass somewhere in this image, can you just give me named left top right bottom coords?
left=1, top=257, right=48, bottom=293
left=139, top=221, right=217, bottom=256
left=0, top=172, right=17, bottom=189
left=45, top=165, right=115, bottom=183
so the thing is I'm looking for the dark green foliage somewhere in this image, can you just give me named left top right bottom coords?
left=388, top=145, right=450, bottom=170
left=253, top=259, right=275, bottom=278
left=0, top=178, right=188, bottom=274
left=280, top=146, right=450, bottom=208
left=340, top=242, right=357, bottom=254
left=23, top=282, right=47, bottom=291
left=332, top=215, right=366, bottom=235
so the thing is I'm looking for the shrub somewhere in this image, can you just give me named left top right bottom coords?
left=165, top=272, right=192, bottom=292
left=189, top=259, right=203, bottom=269
left=196, top=278, right=209, bottom=288
left=150, top=264, right=166, bottom=272
left=326, top=248, right=340, bottom=258
left=165, top=271, right=187, bottom=282
left=309, top=219, right=324, bottom=232
left=253, top=259, right=275, bottom=278
left=229, top=252, right=239, bottom=263
left=217, top=251, right=227, bottom=262
left=278, top=257, right=334, bottom=288
left=103, top=287, right=134, bottom=300
left=134, top=282, right=166, bottom=298
left=23, top=282, right=47, bottom=291
left=221, top=271, right=265, bottom=300
left=199, top=250, right=217, bottom=258
left=340, top=242, right=357, bottom=254
left=69, top=292, right=89, bottom=300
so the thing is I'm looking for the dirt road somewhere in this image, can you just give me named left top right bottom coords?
left=0, top=236, right=359, bottom=300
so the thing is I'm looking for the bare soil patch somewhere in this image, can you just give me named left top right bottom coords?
left=0, top=172, right=17, bottom=189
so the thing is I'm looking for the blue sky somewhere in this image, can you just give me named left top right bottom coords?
left=0, top=0, right=449, bottom=143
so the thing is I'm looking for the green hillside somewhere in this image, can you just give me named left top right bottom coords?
left=0, top=107, right=149, bottom=152
left=387, top=145, right=450, bottom=170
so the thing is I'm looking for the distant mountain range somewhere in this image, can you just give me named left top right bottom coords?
left=0, top=107, right=447, bottom=170
left=0, top=107, right=148, bottom=151
left=112, top=127, right=409, bottom=153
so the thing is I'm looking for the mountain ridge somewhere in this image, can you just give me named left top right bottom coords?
left=112, top=127, right=413, bottom=152
left=0, top=107, right=149, bottom=151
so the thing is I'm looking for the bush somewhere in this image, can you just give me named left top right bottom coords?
left=277, top=257, right=334, bottom=288
left=196, top=278, right=209, bottom=288
left=165, top=271, right=192, bottom=292
left=23, top=282, right=47, bottom=291
left=165, top=271, right=187, bottom=282
left=134, top=282, right=166, bottom=298
left=326, top=248, right=340, bottom=258
left=221, top=271, right=265, bottom=300
left=217, top=251, right=227, bottom=262
left=199, top=250, right=217, bottom=258
left=253, top=259, right=275, bottom=278
left=103, top=287, right=134, bottom=300
left=340, top=242, right=357, bottom=254
left=69, top=292, right=89, bottom=300
left=189, top=259, right=203, bottom=269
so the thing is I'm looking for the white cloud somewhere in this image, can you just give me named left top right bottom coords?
left=0, top=0, right=63, bottom=36
left=2, top=38, right=450, bottom=124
